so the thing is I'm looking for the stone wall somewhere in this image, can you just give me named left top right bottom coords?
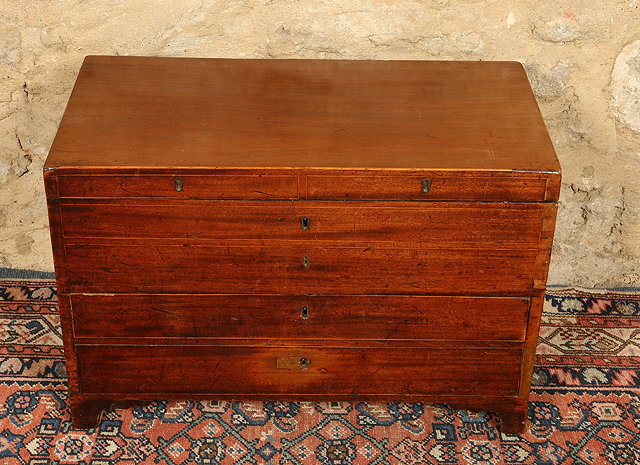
left=1, top=1, right=639, bottom=288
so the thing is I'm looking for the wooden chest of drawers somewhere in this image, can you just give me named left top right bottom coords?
left=44, top=56, right=560, bottom=433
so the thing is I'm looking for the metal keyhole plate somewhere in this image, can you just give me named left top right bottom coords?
left=301, top=306, right=309, bottom=319
left=421, top=178, right=431, bottom=194
left=300, top=216, right=310, bottom=230
left=299, top=357, right=309, bottom=369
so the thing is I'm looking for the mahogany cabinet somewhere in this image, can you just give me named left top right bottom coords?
left=44, top=56, right=560, bottom=433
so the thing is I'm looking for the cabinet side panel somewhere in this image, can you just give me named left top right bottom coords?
left=518, top=296, right=544, bottom=399
left=44, top=172, right=69, bottom=293
left=544, top=172, right=561, bottom=202
left=45, top=172, right=79, bottom=394
left=56, top=294, right=80, bottom=392
left=533, top=203, right=559, bottom=293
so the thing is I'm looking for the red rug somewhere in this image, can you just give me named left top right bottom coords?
left=1, top=280, right=639, bottom=464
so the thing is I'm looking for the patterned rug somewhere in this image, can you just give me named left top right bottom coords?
left=1, top=280, right=639, bottom=465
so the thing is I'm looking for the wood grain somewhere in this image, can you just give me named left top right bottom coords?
left=306, top=173, right=550, bottom=201
left=59, top=200, right=550, bottom=247
left=62, top=242, right=539, bottom=295
left=75, top=344, right=522, bottom=396
left=56, top=174, right=298, bottom=199
left=70, top=294, right=530, bottom=341
left=61, top=335, right=529, bottom=349
left=43, top=57, right=561, bottom=432
left=45, top=57, right=560, bottom=173
left=49, top=169, right=559, bottom=203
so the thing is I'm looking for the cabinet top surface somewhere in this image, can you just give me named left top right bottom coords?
left=45, top=56, right=560, bottom=172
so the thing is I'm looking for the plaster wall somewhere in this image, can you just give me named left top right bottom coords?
left=1, top=1, right=639, bottom=287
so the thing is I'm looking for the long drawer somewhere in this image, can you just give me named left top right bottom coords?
left=69, top=294, right=530, bottom=341
left=62, top=243, right=538, bottom=295
left=58, top=201, right=549, bottom=247
left=75, top=345, right=522, bottom=396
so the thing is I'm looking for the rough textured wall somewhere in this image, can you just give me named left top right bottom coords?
left=1, top=1, right=639, bottom=287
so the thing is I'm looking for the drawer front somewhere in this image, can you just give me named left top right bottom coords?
left=70, top=294, right=530, bottom=341
left=63, top=243, right=538, bottom=295
left=59, top=201, right=548, bottom=248
left=306, top=173, right=550, bottom=201
left=75, top=345, right=522, bottom=396
left=55, top=175, right=298, bottom=199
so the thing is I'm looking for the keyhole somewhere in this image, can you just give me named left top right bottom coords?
left=301, top=306, right=309, bottom=319
left=299, top=357, right=309, bottom=369
left=421, top=178, right=431, bottom=194
left=302, top=256, right=310, bottom=268
left=174, top=177, right=183, bottom=192
left=300, top=216, right=310, bottom=230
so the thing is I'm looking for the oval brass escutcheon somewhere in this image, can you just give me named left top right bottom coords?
left=300, top=216, right=311, bottom=230
left=302, top=256, right=310, bottom=268
left=174, top=177, right=183, bottom=192
left=301, top=306, right=309, bottom=319
left=299, top=357, right=309, bottom=369
left=421, top=178, right=431, bottom=194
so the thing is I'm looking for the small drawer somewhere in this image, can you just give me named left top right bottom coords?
left=306, top=173, right=550, bottom=201
left=70, top=294, right=530, bottom=342
left=55, top=174, right=298, bottom=199
left=75, top=344, right=522, bottom=396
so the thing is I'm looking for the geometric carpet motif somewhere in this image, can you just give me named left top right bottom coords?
left=0, top=280, right=639, bottom=464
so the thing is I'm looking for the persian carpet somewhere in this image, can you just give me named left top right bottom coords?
left=0, top=280, right=639, bottom=465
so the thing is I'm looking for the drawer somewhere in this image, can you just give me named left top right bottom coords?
left=63, top=243, right=538, bottom=295
left=59, top=201, right=549, bottom=248
left=75, top=345, right=522, bottom=396
left=70, top=294, right=530, bottom=341
left=306, top=172, right=552, bottom=201
left=55, top=174, right=298, bottom=199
